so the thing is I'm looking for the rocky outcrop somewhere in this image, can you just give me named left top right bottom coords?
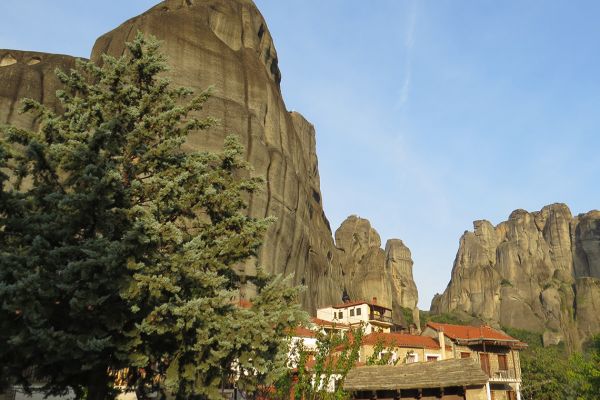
left=0, top=50, right=78, bottom=130
left=0, top=0, right=419, bottom=322
left=575, top=277, right=600, bottom=341
left=336, top=216, right=392, bottom=310
left=386, top=239, right=419, bottom=324
left=88, top=0, right=343, bottom=311
left=335, top=216, right=419, bottom=326
left=431, top=203, right=600, bottom=347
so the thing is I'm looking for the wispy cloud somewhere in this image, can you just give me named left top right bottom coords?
left=397, top=0, right=418, bottom=109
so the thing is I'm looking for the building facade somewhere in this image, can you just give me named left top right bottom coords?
left=298, top=304, right=528, bottom=400
left=422, top=322, right=526, bottom=400
left=358, top=332, right=448, bottom=365
left=316, top=299, right=396, bottom=334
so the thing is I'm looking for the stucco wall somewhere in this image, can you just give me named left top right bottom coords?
left=465, top=386, right=488, bottom=400
left=359, top=344, right=444, bottom=364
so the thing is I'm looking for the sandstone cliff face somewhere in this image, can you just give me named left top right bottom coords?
left=335, top=216, right=419, bottom=326
left=385, top=239, right=420, bottom=323
left=0, top=50, right=77, bottom=130
left=431, top=203, right=600, bottom=347
left=0, top=0, right=419, bottom=321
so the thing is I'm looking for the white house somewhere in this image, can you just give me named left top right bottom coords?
left=316, top=298, right=395, bottom=334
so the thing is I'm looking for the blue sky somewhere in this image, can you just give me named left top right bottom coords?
left=2, top=1, right=599, bottom=308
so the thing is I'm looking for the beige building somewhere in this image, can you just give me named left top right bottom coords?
left=422, top=322, right=526, bottom=400
left=358, top=332, right=449, bottom=365
left=309, top=304, right=527, bottom=400
left=316, top=299, right=397, bottom=334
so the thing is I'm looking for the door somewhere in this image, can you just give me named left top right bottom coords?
left=480, top=353, right=491, bottom=376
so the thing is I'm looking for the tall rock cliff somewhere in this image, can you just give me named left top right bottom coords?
left=88, top=0, right=344, bottom=312
left=335, top=216, right=419, bottom=326
left=0, top=50, right=78, bottom=129
left=431, top=203, right=600, bottom=347
left=0, top=0, right=419, bottom=322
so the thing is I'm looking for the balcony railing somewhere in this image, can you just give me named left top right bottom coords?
left=489, top=369, right=518, bottom=382
left=369, top=312, right=393, bottom=324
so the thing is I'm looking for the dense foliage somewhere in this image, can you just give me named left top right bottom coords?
left=568, top=335, right=600, bottom=400
left=419, top=310, right=481, bottom=330
left=0, top=32, right=304, bottom=400
left=504, top=328, right=600, bottom=400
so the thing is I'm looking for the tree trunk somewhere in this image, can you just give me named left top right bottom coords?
left=87, top=366, right=110, bottom=400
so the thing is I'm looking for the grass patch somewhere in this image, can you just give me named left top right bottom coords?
left=419, top=310, right=479, bottom=330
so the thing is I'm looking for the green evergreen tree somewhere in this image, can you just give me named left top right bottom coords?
left=0, top=32, right=304, bottom=400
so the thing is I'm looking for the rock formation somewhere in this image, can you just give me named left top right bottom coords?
left=0, top=50, right=77, bottom=130
left=335, top=216, right=419, bottom=326
left=88, top=0, right=345, bottom=311
left=0, top=0, right=419, bottom=323
left=431, top=203, right=600, bottom=347
left=386, top=239, right=420, bottom=324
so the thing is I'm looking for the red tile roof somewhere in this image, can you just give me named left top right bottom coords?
left=362, top=332, right=441, bottom=349
left=426, top=322, right=526, bottom=348
left=293, top=326, right=316, bottom=338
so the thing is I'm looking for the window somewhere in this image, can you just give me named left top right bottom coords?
left=350, top=309, right=354, bottom=317
left=461, top=352, right=471, bottom=359
left=379, top=351, right=398, bottom=365
left=405, top=353, right=417, bottom=363
left=498, top=354, right=508, bottom=371
left=338, top=311, right=343, bottom=319
left=426, top=355, right=439, bottom=362
left=356, top=308, right=361, bottom=316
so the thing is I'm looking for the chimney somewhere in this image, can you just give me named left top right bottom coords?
left=372, top=297, right=377, bottom=304
left=438, top=328, right=446, bottom=360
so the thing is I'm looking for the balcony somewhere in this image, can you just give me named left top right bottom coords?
left=369, top=312, right=393, bottom=325
left=489, top=369, right=519, bottom=382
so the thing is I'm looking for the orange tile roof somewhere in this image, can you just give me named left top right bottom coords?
left=426, top=322, right=526, bottom=347
left=293, top=326, right=316, bottom=338
left=362, top=332, right=441, bottom=349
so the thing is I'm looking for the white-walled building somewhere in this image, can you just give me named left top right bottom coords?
left=316, top=298, right=395, bottom=334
